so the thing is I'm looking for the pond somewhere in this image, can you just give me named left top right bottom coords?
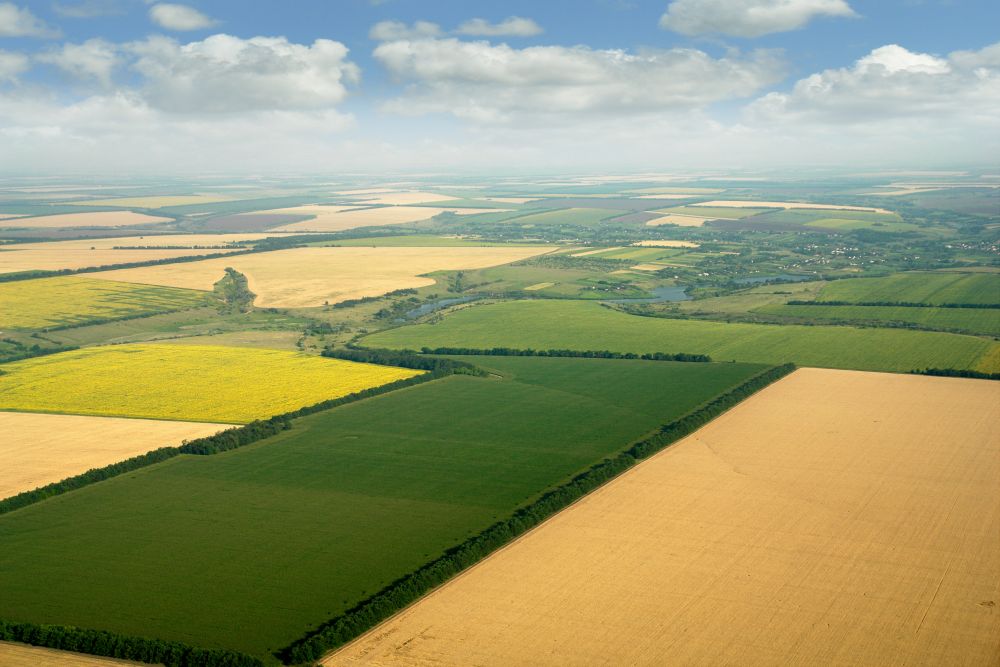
left=606, top=285, right=691, bottom=304
left=404, top=295, right=481, bottom=319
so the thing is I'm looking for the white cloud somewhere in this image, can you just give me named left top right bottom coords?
left=660, top=0, right=855, bottom=38
left=374, top=38, right=784, bottom=122
left=369, top=20, right=442, bottom=42
left=149, top=3, right=217, bottom=31
left=0, top=48, right=29, bottom=82
left=747, top=42, right=1000, bottom=125
left=0, top=2, right=60, bottom=37
left=455, top=17, right=543, bottom=37
left=38, top=38, right=118, bottom=86
left=127, top=34, right=360, bottom=113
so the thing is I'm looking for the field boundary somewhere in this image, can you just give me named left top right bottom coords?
left=410, top=345, right=712, bottom=363
left=0, top=354, right=477, bottom=515
left=280, top=361, right=796, bottom=664
left=0, top=619, right=261, bottom=667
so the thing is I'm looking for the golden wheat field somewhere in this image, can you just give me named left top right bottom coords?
left=0, top=642, right=141, bottom=666
left=267, top=205, right=502, bottom=232
left=0, top=344, right=423, bottom=423
left=0, top=276, right=209, bottom=329
left=644, top=213, right=712, bottom=227
left=91, top=245, right=552, bottom=308
left=330, top=369, right=1000, bottom=667
left=0, top=211, right=173, bottom=229
left=693, top=200, right=895, bottom=214
left=0, top=412, right=229, bottom=499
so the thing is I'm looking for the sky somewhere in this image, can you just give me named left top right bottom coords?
left=0, top=0, right=998, bottom=175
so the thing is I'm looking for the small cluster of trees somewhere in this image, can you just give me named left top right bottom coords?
left=332, top=288, right=418, bottom=309
left=417, top=346, right=712, bottom=363
left=212, top=267, right=256, bottom=314
left=279, top=362, right=795, bottom=663
left=789, top=299, right=1000, bottom=309
left=0, top=338, right=77, bottom=364
left=325, top=347, right=486, bottom=376
left=0, top=620, right=262, bottom=667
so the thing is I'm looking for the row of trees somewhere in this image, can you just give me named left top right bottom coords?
left=0, top=620, right=261, bottom=667
left=280, top=362, right=795, bottom=663
left=910, top=367, right=1000, bottom=380
left=332, top=288, right=417, bottom=309
left=416, top=346, right=712, bottom=363
left=0, top=250, right=248, bottom=284
left=325, top=347, right=486, bottom=376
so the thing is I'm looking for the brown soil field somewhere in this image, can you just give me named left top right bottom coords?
left=0, top=412, right=228, bottom=500
left=266, top=205, right=498, bottom=232
left=694, top=200, right=894, bottom=214
left=0, top=642, right=141, bottom=666
left=645, top=213, right=711, bottom=227
left=632, top=240, right=700, bottom=248
left=0, top=211, right=173, bottom=229
left=0, top=234, right=285, bottom=273
left=91, top=246, right=553, bottom=308
left=330, top=369, right=1000, bottom=667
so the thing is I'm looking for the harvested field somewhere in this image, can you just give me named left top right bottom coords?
left=523, top=282, right=554, bottom=290
left=0, top=344, right=422, bottom=423
left=331, top=369, right=1000, bottom=667
left=0, top=234, right=294, bottom=274
left=350, top=192, right=459, bottom=205
left=0, top=642, right=141, bottom=666
left=645, top=213, right=712, bottom=227
left=200, top=213, right=312, bottom=232
left=0, top=211, right=172, bottom=229
left=268, top=205, right=497, bottom=232
left=92, top=246, right=552, bottom=308
left=630, top=263, right=665, bottom=271
left=571, top=246, right=625, bottom=257
left=693, top=200, right=894, bottom=214
left=68, top=196, right=232, bottom=208
left=632, top=240, right=700, bottom=247
left=0, top=412, right=228, bottom=500
left=0, top=276, right=209, bottom=330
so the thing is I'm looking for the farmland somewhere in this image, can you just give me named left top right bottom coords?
left=0, top=344, right=421, bottom=423
left=0, top=277, right=211, bottom=330
left=91, top=246, right=553, bottom=308
left=758, top=303, right=1000, bottom=336
left=364, top=299, right=1000, bottom=373
left=818, top=271, right=1000, bottom=305
left=0, top=642, right=137, bottom=666
left=498, top=208, right=623, bottom=227
left=266, top=205, right=499, bottom=232
left=0, top=356, right=766, bottom=661
left=0, top=412, right=228, bottom=499
left=331, top=369, right=1000, bottom=667
left=0, top=212, right=173, bottom=229
left=68, top=196, right=233, bottom=209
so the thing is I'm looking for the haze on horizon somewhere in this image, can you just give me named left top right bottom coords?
left=0, top=0, right=998, bottom=175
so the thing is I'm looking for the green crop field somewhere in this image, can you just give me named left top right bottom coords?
left=661, top=205, right=773, bottom=219
left=0, top=276, right=211, bottom=330
left=365, top=300, right=1000, bottom=373
left=0, top=356, right=764, bottom=661
left=758, top=303, right=1000, bottom=336
left=502, top=207, right=624, bottom=227
left=818, top=272, right=1000, bottom=305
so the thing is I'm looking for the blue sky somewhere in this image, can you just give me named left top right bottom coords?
left=1, top=0, right=998, bottom=173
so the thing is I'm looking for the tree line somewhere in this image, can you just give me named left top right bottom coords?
left=279, top=362, right=795, bottom=664
left=416, top=346, right=712, bottom=363
left=0, top=619, right=262, bottom=667
left=910, top=367, right=1000, bottom=380
left=332, top=288, right=418, bottom=309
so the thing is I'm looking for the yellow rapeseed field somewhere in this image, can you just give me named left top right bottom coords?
left=0, top=277, right=209, bottom=330
left=0, top=344, right=423, bottom=423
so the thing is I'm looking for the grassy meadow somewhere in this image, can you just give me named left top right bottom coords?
left=365, top=300, right=1000, bottom=373
left=0, top=355, right=765, bottom=661
left=0, top=344, right=421, bottom=423
left=818, top=272, right=1000, bottom=305
left=0, top=277, right=211, bottom=330
left=758, top=303, right=1000, bottom=336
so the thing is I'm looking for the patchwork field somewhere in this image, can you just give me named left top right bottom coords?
left=692, top=200, right=894, bottom=214
left=91, top=246, right=552, bottom=308
left=267, top=205, right=497, bottom=232
left=331, top=369, right=1000, bottom=667
left=347, top=191, right=459, bottom=205
left=0, top=344, right=421, bottom=423
left=364, top=300, right=1000, bottom=373
left=502, top=208, right=622, bottom=227
left=0, top=212, right=172, bottom=229
left=819, top=272, right=1000, bottom=305
left=0, top=356, right=765, bottom=661
left=0, top=242, right=246, bottom=274
left=68, top=196, right=233, bottom=208
left=0, top=277, right=210, bottom=330
left=631, top=240, right=700, bottom=247
left=0, top=412, right=228, bottom=499
left=658, top=205, right=771, bottom=219
left=645, top=213, right=713, bottom=227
